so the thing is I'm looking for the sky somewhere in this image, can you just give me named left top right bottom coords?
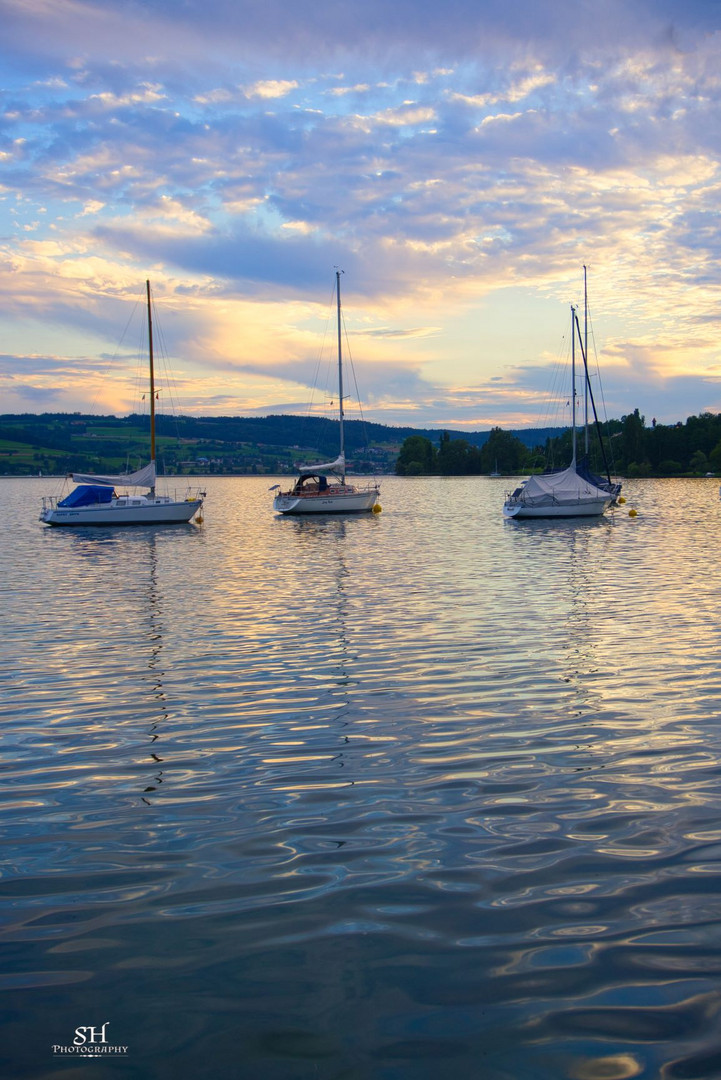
left=2, top=0, right=721, bottom=431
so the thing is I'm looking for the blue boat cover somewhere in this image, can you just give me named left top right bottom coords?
left=576, top=457, right=608, bottom=488
left=58, top=485, right=114, bottom=507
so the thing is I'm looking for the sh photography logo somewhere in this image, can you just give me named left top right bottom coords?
left=52, top=1021, right=129, bottom=1057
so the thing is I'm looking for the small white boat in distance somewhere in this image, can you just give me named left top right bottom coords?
left=40, top=282, right=205, bottom=527
left=273, top=271, right=380, bottom=516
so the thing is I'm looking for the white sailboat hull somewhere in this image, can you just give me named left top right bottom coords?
left=274, top=487, right=379, bottom=515
left=40, top=496, right=203, bottom=526
left=503, top=495, right=612, bottom=519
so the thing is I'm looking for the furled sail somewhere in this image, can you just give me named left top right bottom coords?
left=296, top=454, right=345, bottom=476
left=70, top=462, right=157, bottom=488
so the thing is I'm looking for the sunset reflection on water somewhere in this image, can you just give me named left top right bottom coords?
left=3, top=475, right=721, bottom=1079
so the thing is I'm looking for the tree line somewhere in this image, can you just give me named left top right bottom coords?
left=4, top=408, right=721, bottom=479
left=395, top=410, right=721, bottom=477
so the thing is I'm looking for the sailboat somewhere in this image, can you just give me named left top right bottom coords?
left=273, top=271, right=380, bottom=515
left=503, top=275, right=621, bottom=520
left=40, top=282, right=205, bottom=527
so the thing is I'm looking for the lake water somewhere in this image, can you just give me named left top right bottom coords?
left=3, top=475, right=721, bottom=1080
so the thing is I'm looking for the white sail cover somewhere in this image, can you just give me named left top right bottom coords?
left=71, top=461, right=157, bottom=488
left=297, top=453, right=345, bottom=475
left=516, top=464, right=608, bottom=507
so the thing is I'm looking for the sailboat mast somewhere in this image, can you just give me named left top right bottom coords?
left=336, top=269, right=346, bottom=483
left=574, top=308, right=613, bottom=485
left=146, top=280, right=156, bottom=496
left=571, top=304, right=577, bottom=466
left=583, top=266, right=589, bottom=456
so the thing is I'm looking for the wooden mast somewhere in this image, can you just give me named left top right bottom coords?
left=583, top=265, right=590, bottom=456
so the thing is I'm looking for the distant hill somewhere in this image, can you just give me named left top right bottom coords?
left=0, top=412, right=566, bottom=476
left=147, top=413, right=564, bottom=452
left=8, top=408, right=718, bottom=479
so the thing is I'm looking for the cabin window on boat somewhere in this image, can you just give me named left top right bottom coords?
left=294, top=474, right=329, bottom=494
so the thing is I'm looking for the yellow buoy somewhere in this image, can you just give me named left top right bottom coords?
left=628, top=508, right=637, bottom=517
left=372, top=503, right=382, bottom=513
left=618, top=496, right=626, bottom=504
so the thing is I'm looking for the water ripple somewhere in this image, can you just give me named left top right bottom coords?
left=3, top=477, right=721, bottom=1077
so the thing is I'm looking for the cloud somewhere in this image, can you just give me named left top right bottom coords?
left=244, top=79, right=299, bottom=100
left=3, top=0, right=714, bottom=74
left=1, top=0, right=721, bottom=427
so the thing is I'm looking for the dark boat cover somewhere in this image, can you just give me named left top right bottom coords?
left=58, top=485, right=114, bottom=507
